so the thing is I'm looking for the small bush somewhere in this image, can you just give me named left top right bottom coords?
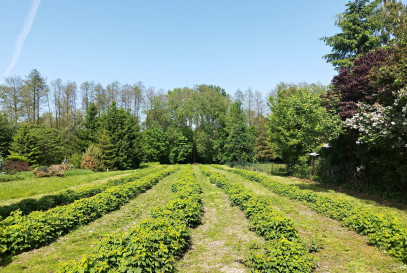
left=0, top=174, right=25, bottom=183
left=81, top=145, right=102, bottom=171
left=4, top=160, right=30, bottom=174
left=68, top=153, right=82, bottom=169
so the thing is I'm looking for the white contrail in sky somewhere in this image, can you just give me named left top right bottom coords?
left=1, top=0, right=41, bottom=84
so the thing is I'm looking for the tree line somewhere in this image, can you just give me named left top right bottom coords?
left=0, top=74, right=273, bottom=170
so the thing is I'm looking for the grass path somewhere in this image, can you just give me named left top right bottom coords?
left=0, top=170, right=178, bottom=273
left=175, top=165, right=264, bottom=273
left=215, top=168, right=407, bottom=273
left=0, top=169, right=137, bottom=203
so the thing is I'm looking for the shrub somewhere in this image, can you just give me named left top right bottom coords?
left=200, top=165, right=315, bottom=272
left=4, top=160, right=30, bottom=174
left=0, top=165, right=165, bottom=220
left=221, top=165, right=407, bottom=263
left=80, top=145, right=101, bottom=171
left=68, top=153, right=82, bottom=169
left=0, top=166, right=178, bottom=263
left=57, top=165, right=203, bottom=272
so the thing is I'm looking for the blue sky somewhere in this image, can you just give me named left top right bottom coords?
left=0, top=1, right=362, bottom=96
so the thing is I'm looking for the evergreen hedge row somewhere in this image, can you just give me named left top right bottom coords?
left=0, top=165, right=165, bottom=219
left=57, top=165, right=203, bottom=272
left=0, top=165, right=178, bottom=264
left=220, top=165, right=407, bottom=263
left=200, top=165, right=315, bottom=272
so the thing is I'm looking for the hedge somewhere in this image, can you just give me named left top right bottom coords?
left=0, top=165, right=178, bottom=264
left=218, top=165, right=407, bottom=263
left=200, top=165, right=315, bottom=273
left=57, top=165, right=203, bottom=272
left=0, top=165, right=165, bottom=219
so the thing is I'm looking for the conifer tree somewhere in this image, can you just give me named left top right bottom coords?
left=97, top=130, right=116, bottom=171
left=101, top=101, right=142, bottom=169
left=254, top=120, right=274, bottom=162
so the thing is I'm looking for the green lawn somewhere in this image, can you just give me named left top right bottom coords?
left=0, top=169, right=137, bottom=203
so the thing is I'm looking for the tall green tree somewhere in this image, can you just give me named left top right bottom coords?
left=268, top=85, right=342, bottom=172
left=322, top=0, right=406, bottom=68
left=24, top=69, right=48, bottom=124
left=143, top=126, right=168, bottom=163
left=9, top=123, right=65, bottom=166
left=0, top=113, right=15, bottom=157
left=254, top=116, right=274, bottom=162
left=168, top=127, right=193, bottom=164
left=101, top=101, right=142, bottom=169
left=223, top=101, right=255, bottom=163
left=97, top=130, right=116, bottom=171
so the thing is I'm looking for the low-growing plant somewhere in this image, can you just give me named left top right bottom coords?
left=0, top=165, right=179, bottom=264
left=0, top=166, right=164, bottom=219
left=220, top=165, right=407, bottom=263
left=200, top=165, right=315, bottom=272
left=57, top=165, right=203, bottom=272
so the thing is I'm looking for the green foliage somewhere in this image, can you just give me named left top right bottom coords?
left=321, top=0, right=404, bottom=68
left=248, top=238, right=316, bottom=273
left=80, top=144, right=102, bottom=171
left=0, top=113, right=15, bottom=157
left=200, top=166, right=315, bottom=272
left=268, top=85, right=342, bottom=174
left=0, top=166, right=178, bottom=263
left=254, top=117, right=274, bottom=162
left=224, top=166, right=407, bottom=263
left=68, top=153, right=82, bottom=169
left=97, top=130, right=116, bottom=171
left=57, top=165, right=203, bottom=272
left=100, top=101, right=142, bottom=169
left=0, top=166, right=163, bottom=219
left=168, top=127, right=193, bottom=164
left=9, top=123, right=65, bottom=166
left=77, top=102, right=99, bottom=151
left=143, top=126, right=168, bottom=163
left=0, top=174, right=25, bottom=183
left=222, top=101, right=255, bottom=163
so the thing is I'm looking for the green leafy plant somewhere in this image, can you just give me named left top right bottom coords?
left=57, top=165, right=203, bottom=272
left=0, top=165, right=178, bottom=264
left=200, top=165, right=315, bottom=272
left=221, top=165, right=407, bottom=263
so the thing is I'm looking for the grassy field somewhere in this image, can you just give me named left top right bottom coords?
left=1, top=164, right=406, bottom=272
left=229, top=162, right=287, bottom=175
left=0, top=169, right=136, bottom=203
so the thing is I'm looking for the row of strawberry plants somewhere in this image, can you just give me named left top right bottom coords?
left=0, top=165, right=165, bottom=219
left=200, top=165, right=315, bottom=272
left=0, top=165, right=178, bottom=264
left=218, top=165, right=407, bottom=263
left=57, top=165, right=203, bottom=273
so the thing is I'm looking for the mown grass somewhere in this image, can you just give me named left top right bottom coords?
left=0, top=169, right=137, bottom=203
left=0, top=169, right=179, bottom=272
left=215, top=167, right=407, bottom=273
left=230, top=162, right=287, bottom=176
left=175, top=165, right=264, bottom=273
